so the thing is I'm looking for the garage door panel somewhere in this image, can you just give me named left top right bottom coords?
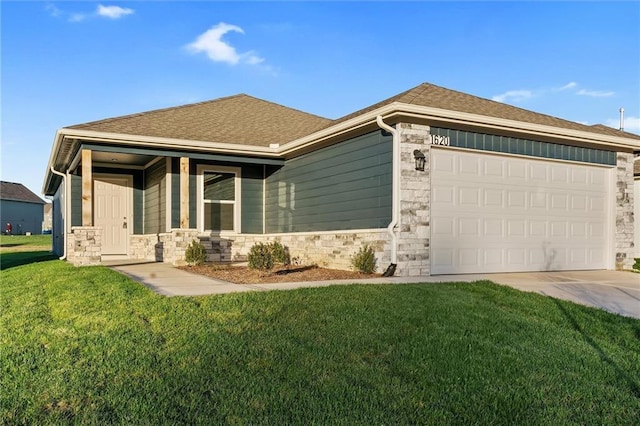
left=460, top=249, right=479, bottom=266
left=484, top=249, right=503, bottom=266
left=459, top=187, right=480, bottom=206
left=431, top=149, right=609, bottom=274
left=508, top=161, right=527, bottom=179
left=507, top=191, right=527, bottom=208
left=459, top=218, right=480, bottom=236
left=433, top=186, right=454, bottom=205
left=460, top=156, right=480, bottom=175
left=484, top=159, right=504, bottom=177
left=506, top=249, right=526, bottom=266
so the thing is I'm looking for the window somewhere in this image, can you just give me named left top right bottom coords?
left=198, top=166, right=241, bottom=232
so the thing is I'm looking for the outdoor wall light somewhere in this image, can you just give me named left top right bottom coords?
left=413, top=150, right=426, bottom=171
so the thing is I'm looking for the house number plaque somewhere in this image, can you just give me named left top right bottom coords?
left=429, top=135, right=450, bottom=146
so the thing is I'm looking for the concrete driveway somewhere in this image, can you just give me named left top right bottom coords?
left=480, top=270, right=640, bottom=319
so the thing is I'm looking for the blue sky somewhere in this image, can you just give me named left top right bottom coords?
left=2, top=1, right=639, bottom=198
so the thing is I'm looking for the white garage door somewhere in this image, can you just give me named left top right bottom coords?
left=430, top=148, right=610, bottom=274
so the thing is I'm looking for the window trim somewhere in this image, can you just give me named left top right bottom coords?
left=197, top=165, right=242, bottom=234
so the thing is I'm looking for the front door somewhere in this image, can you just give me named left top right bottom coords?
left=94, top=176, right=131, bottom=255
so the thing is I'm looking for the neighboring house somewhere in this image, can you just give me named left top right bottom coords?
left=42, top=83, right=640, bottom=275
left=0, top=181, right=46, bottom=235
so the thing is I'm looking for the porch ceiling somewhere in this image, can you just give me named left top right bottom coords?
left=92, top=151, right=155, bottom=166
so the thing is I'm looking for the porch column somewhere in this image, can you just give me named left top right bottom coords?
left=180, top=157, right=189, bottom=228
left=81, top=149, right=93, bottom=226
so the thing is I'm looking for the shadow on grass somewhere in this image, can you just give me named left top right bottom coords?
left=554, top=299, right=640, bottom=398
left=0, top=251, right=58, bottom=271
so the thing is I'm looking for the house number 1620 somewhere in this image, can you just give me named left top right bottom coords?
left=429, top=135, right=450, bottom=146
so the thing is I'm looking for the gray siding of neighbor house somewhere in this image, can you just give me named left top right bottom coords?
left=265, top=130, right=392, bottom=233
left=144, top=160, right=166, bottom=234
left=0, top=200, right=44, bottom=235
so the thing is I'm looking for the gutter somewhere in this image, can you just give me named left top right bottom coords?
left=49, top=167, right=68, bottom=260
left=376, top=116, right=399, bottom=276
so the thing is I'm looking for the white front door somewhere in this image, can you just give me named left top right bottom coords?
left=430, top=149, right=610, bottom=274
left=94, top=176, right=131, bottom=255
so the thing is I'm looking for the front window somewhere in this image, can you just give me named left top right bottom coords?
left=198, top=166, right=241, bottom=232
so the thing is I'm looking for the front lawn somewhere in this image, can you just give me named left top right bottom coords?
left=0, top=234, right=51, bottom=251
left=2, top=252, right=639, bottom=424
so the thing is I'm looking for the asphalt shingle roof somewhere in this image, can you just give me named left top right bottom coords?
left=65, top=82, right=640, bottom=148
left=68, top=94, right=332, bottom=146
left=334, top=83, right=640, bottom=141
left=0, top=181, right=45, bottom=204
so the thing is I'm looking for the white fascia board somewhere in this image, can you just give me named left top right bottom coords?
left=278, top=104, right=399, bottom=155
left=398, top=104, right=640, bottom=149
left=42, top=130, right=66, bottom=194
left=280, top=102, right=640, bottom=155
left=57, top=129, right=281, bottom=157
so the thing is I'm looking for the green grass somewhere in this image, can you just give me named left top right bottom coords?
left=0, top=234, right=54, bottom=270
left=2, top=252, right=639, bottom=424
left=0, top=234, right=52, bottom=249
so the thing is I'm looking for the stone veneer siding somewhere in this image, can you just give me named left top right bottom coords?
left=229, top=230, right=390, bottom=272
left=615, top=152, right=635, bottom=270
left=128, top=230, right=200, bottom=265
left=127, top=229, right=390, bottom=271
left=396, top=123, right=431, bottom=276
left=67, top=226, right=102, bottom=266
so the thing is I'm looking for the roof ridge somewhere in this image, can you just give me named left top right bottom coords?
left=66, top=94, right=250, bottom=129
left=413, top=82, right=624, bottom=135
left=66, top=93, right=331, bottom=130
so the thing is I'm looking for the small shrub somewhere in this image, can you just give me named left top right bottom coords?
left=248, top=242, right=274, bottom=272
left=269, top=241, right=289, bottom=265
left=634, top=258, right=640, bottom=271
left=351, top=244, right=376, bottom=274
left=185, top=239, right=207, bottom=266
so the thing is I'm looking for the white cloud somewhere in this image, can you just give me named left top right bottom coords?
left=605, top=116, right=640, bottom=133
left=46, top=3, right=134, bottom=22
left=557, top=81, right=577, bottom=91
left=45, top=3, right=61, bottom=17
left=69, top=13, right=87, bottom=23
left=577, top=89, right=615, bottom=98
left=492, top=90, right=534, bottom=103
left=187, top=23, right=264, bottom=66
left=97, top=4, right=134, bottom=19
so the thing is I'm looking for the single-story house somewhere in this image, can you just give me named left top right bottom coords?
left=42, top=83, right=640, bottom=275
left=1, top=181, right=46, bottom=235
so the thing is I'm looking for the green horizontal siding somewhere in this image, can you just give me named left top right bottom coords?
left=430, top=127, right=617, bottom=166
left=70, top=174, right=82, bottom=227
left=241, top=166, right=263, bottom=234
left=144, top=160, right=166, bottom=234
left=265, top=131, right=392, bottom=233
left=171, top=158, right=180, bottom=229
left=168, top=160, right=264, bottom=233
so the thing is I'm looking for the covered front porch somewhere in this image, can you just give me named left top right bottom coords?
left=62, top=144, right=282, bottom=266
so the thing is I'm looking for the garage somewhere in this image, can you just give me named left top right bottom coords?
left=430, top=148, right=610, bottom=275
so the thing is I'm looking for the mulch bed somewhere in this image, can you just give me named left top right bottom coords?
left=179, top=264, right=379, bottom=284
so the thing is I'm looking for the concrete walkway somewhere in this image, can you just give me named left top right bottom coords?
left=106, top=261, right=640, bottom=319
left=106, top=260, right=480, bottom=296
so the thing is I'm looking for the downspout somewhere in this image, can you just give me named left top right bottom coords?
left=49, top=167, right=68, bottom=260
left=376, top=116, right=399, bottom=276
